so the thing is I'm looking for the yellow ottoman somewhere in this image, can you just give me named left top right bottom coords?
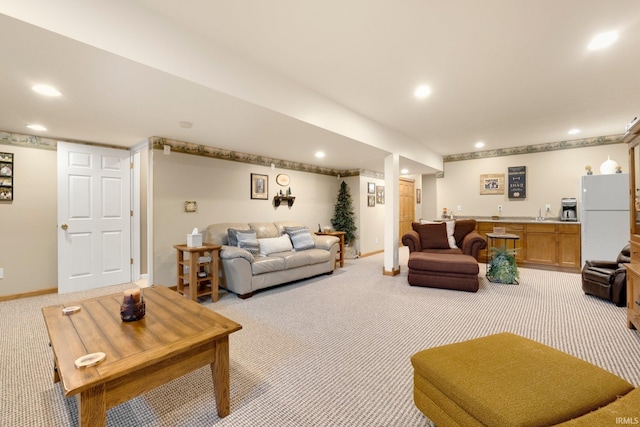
left=411, top=332, right=635, bottom=427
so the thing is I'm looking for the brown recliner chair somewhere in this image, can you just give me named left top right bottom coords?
left=581, top=244, right=630, bottom=306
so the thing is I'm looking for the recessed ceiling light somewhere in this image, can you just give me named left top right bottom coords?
left=26, top=124, right=47, bottom=131
left=414, top=85, right=431, bottom=99
left=31, top=84, right=62, bottom=97
left=568, top=128, right=581, bottom=135
left=315, top=151, right=325, bottom=158
left=588, top=31, right=618, bottom=50
left=401, top=168, right=409, bottom=174
left=475, top=141, right=485, bottom=149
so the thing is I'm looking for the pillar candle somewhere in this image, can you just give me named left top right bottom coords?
left=124, top=288, right=141, bottom=303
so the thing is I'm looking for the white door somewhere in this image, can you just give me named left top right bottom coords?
left=57, top=142, right=131, bottom=293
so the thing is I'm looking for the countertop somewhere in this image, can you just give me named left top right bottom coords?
left=442, top=216, right=580, bottom=224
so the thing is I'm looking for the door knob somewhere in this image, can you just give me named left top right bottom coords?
left=61, top=223, right=68, bottom=230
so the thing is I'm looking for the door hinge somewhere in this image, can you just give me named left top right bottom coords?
left=130, top=258, right=134, bottom=265
left=130, top=210, right=133, bottom=217
left=130, top=162, right=134, bottom=169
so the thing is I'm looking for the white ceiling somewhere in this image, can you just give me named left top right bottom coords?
left=1, top=1, right=639, bottom=174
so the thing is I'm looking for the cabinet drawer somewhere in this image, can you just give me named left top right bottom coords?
left=558, top=224, right=580, bottom=234
left=525, top=223, right=556, bottom=233
left=631, top=241, right=640, bottom=263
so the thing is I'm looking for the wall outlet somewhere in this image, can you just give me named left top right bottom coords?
left=0, top=267, right=3, bottom=279
left=545, top=204, right=551, bottom=212
left=497, top=205, right=503, bottom=212
left=457, top=205, right=462, bottom=211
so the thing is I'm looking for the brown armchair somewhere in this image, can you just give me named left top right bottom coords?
left=581, top=244, right=630, bottom=306
left=402, top=219, right=487, bottom=260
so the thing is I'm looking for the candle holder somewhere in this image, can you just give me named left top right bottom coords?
left=120, top=289, right=146, bottom=322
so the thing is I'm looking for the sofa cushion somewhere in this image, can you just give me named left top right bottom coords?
left=249, top=222, right=280, bottom=239
left=453, top=219, right=477, bottom=247
left=228, top=228, right=252, bottom=247
left=251, top=256, right=285, bottom=275
left=258, top=235, right=293, bottom=256
left=412, top=222, right=450, bottom=250
left=236, top=230, right=260, bottom=255
left=284, top=226, right=316, bottom=251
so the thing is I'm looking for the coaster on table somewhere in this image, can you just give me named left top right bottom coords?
left=74, top=352, right=106, bottom=368
left=62, top=306, right=81, bottom=315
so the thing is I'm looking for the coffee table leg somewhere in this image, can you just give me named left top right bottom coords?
left=211, top=336, right=231, bottom=417
left=78, top=383, right=106, bottom=426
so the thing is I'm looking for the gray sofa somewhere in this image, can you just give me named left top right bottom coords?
left=205, top=221, right=340, bottom=298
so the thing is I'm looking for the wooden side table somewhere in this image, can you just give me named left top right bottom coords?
left=315, top=231, right=346, bottom=268
left=174, top=243, right=221, bottom=302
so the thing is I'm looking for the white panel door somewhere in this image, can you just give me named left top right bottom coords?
left=57, top=142, right=131, bottom=293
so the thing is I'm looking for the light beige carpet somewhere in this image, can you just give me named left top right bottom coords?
left=2, top=247, right=639, bottom=426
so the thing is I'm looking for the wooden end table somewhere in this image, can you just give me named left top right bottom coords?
left=315, top=231, right=346, bottom=268
left=174, top=243, right=221, bottom=302
left=42, top=285, right=242, bottom=426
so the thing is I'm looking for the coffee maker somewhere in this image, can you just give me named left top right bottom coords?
left=561, top=198, right=577, bottom=221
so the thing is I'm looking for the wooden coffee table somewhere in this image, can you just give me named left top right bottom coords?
left=42, top=285, right=242, bottom=426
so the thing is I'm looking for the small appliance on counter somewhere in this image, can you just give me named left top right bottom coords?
left=561, top=198, right=577, bottom=221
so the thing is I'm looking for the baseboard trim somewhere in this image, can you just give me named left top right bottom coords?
left=358, top=249, right=383, bottom=258
left=0, top=287, right=57, bottom=302
left=382, top=266, right=401, bottom=276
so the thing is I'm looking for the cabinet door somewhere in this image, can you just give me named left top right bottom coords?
left=557, top=224, right=581, bottom=269
left=504, top=223, right=525, bottom=262
left=525, top=224, right=556, bottom=265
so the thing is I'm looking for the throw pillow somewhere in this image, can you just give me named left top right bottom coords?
left=236, top=230, right=260, bottom=255
left=445, top=221, right=457, bottom=249
left=227, top=228, right=252, bottom=247
left=258, top=235, right=293, bottom=256
left=412, top=222, right=449, bottom=250
left=284, top=226, right=316, bottom=251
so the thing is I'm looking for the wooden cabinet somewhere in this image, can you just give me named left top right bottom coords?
left=624, top=118, right=640, bottom=331
left=477, top=221, right=581, bottom=272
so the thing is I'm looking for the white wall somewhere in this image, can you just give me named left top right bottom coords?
left=152, top=149, right=342, bottom=286
left=435, top=144, right=627, bottom=218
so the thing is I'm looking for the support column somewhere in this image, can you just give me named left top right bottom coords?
left=383, top=154, right=400, bottom=276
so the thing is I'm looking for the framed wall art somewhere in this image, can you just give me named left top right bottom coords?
left=367, top=182, right=375, bottom=194
left=0, top=152, right=13, bottom=201
left=416, top=188, right=421, bottom=204
left=376, top=185, right=385, bottom=204
left=251, top=173, right=268, bottom=200
left=508, top=166, right=527, bottom=199
left=368, top=195, right=375, bottom=207
left=479, top=173, right=505, bottom=195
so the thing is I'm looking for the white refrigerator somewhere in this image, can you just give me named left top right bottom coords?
left=580, top=173, right=629, bottom=266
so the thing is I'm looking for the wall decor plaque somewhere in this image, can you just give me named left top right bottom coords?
left=508, top=166, right=527, bottom=199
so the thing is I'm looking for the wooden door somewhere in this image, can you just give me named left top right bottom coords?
left=399, top=178, right=415, bottom=243
left=57, top=142, right=131, bottom=293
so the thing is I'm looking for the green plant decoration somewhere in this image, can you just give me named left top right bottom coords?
left=487, top=246, right=519, bottom=284
left=331, top=181, right=357, bottom=245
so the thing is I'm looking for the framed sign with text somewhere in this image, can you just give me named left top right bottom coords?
left=508, top=166, right=526, bottom=199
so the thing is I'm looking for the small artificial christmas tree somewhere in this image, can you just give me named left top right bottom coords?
left=331, top=181, right=357, bottom=245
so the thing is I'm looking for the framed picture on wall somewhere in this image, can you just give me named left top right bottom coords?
left=479, top=173, right=505, bottom=195
left=367, top=182, right=375, bottom=194
left=0, top=152, right=14, bottom=201
left=368, top=195, right=375, bottom=207
left=251, top=173, right=269, bottom=199
left=416, top=188, right=421, bottom=204
left=376, top=185, right=385, bottom=204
